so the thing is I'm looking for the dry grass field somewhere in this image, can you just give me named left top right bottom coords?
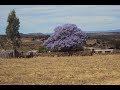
left=0, top=54, right=120, bottom=85
left=86, top=39, right=97, bottom=45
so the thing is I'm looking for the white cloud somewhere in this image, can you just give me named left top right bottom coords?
left=20, top=15, right=115, bottom=25
left=1, top=5, right=120, bottom=34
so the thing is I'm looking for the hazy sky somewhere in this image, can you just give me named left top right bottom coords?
left=0, top=5, right=120, bottom=34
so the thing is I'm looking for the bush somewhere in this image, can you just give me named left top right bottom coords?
left=38, top=46, right=48, bottom=53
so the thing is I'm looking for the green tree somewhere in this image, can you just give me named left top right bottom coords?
left=0, top=36, right=8, bottom=50
left=6, top=9, right=21, bottom=57
left=38, top=46, right=48, bottom=53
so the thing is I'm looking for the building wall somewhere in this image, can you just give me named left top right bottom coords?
left=94, top=49, right=113, bottom=54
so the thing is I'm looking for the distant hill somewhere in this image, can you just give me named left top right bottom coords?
left=85, top=29, right=120, bottom=37
left=19, top=33, right=31, bottom=37
left=107, top=29, right=120, bottom=32
left=28, top=33, right=45, bottom=36
left=20, top=33, right=44, bottom=37
left=85, top=29, right=120, bottom=33
left=44, top=33, right=53, bottom=35
left=86, top=32, right=120, bottom=36
left=1, top=29, right=120, bottom=38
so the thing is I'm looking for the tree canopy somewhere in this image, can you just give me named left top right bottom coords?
left=43, top=23, right=87, bottom=52
left=6, top=9, right=21, bottom=50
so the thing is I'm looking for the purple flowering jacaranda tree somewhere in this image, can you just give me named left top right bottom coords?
left=43, top=23, right=87, bottom=52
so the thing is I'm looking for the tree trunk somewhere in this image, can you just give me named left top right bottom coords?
left=12, top=44, right=16, bottom=58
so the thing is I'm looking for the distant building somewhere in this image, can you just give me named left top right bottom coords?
left=84, top=47, right=114, bottom=54
left=94, top=49, right=113, bottom=54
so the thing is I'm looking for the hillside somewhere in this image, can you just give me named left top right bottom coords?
left=86, top=32, right=120, bottom=36
left=19, top=33, right=49, bottom=38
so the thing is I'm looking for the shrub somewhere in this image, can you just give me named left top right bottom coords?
left=38, top=46, right=48, bottom=53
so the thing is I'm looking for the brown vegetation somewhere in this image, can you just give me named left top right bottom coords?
left=0, top=54, right=120, bottom=85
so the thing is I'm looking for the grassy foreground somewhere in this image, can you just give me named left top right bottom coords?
left=0, top=54, right=120, bottom=85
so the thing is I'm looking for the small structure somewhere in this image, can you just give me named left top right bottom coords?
left=94, top=49, right=113, bottom=54
left=84, top=47, right=114, bottom=54
left=0, top=50, right=14, bottom=58
left=0, top=49, right=20, bottom=58
left=28, top=50, right=38, bottom=54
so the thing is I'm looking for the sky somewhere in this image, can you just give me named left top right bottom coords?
left=0, top=5, right=120, bottom=34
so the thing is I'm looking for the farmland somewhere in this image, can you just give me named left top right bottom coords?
left=1, top=5, right=120, bottom=85
left=0, top=54, right=120, bottom=85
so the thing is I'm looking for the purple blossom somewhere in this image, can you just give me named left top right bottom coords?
left=43, top=23, right=87, bottom=51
